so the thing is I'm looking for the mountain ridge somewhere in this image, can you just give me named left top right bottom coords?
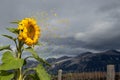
left=47, top=49, right=120, bottom=74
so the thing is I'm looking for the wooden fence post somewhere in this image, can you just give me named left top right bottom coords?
left=107, top=65, right=115, bottom=80
left=58, top=69, right=62, bottom=80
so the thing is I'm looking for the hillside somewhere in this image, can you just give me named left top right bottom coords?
left=47, top=50, right=120, bottom=74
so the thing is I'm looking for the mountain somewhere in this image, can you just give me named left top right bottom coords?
left=46, top=56, right=71, bottom=63
left=47, top=50, right=120, bottom=74
left=23, top=60, right=39, bottom=70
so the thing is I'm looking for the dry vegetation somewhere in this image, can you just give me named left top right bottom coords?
left=52, top=72, right=120, bottom=80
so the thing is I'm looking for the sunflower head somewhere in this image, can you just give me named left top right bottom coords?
left=18, top=18, right=41, bottom=46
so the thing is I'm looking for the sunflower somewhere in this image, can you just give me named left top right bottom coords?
left=18, top=18, right=40, bottom=46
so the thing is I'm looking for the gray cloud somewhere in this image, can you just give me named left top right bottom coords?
left=74, top=0, right=120, bottom=50
left=38, top=37, right=99, bottom=58
left=0, top=0, right=120, bottom=58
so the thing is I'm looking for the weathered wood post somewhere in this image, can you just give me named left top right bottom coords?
left=107, top=65, right=115, bottom=80
left=58, top=69, right=62, bottom=80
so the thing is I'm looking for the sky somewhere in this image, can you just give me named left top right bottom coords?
left=0, top=0, right=120, bottom=58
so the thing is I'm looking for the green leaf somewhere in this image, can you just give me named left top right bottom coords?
left=6, top=28, right=19, bottom=34
left=35, top=42, right=43, bottom=46
left=0, top=74, right=14, bottom=80
left=35, top=64, right=51, bottom=80
left=10, top=20, right=20, bottom=24
left=25, top=47, right=50, bottom=66
left=0, top=71, right=14, bottom=80
left=0, top=45, right=11, bottom=51
left=0, top=51, right=24, bottom=70
left=24, top=73, right=39, bottom=80
left=2, top=34, right=15, bottom=41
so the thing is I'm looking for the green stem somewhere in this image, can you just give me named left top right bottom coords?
left=17, top=52, right=23, bottom=80
left=17, top=40, right=24, bottom=80
left=24, top=56, right=33, bottom=61
left=17, top=67, right=23, bottom=80
left=22, top=68, right=34, bottom=79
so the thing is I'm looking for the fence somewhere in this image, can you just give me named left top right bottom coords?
left=52, top=64, right=120, bottom=80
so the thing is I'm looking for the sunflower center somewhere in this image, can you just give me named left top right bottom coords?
left=27, top=24, right=35, bottom=40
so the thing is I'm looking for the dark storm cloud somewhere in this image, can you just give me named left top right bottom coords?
left=41, top=37, right=85, bottom=48
left=40, top=0, right=120, bottom=58
left=0, top=0, right=120, bottom=58
left=98, top=0, right=120, bottom=12
left=75, top=0, right=120, bottom=50
left=38, top=37, right=98, bottom=58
